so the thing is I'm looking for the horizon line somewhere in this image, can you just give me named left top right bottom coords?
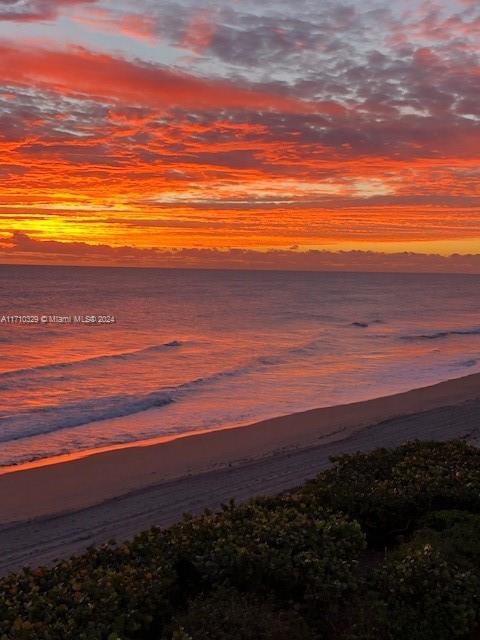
left=1, top=262, right=480, bottom=277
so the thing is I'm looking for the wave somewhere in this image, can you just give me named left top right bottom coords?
left=0, top=391, right=174, bottom=444
left=0, top=355, right=271, bottom=444
left=0, top=353, right=260, bottom=443
left=0, top=340, right=184, bottom=380
left=402, top=327, right=480, bottom=341
left=351, top=319, right=384, bottom=328
left=0, top=334, right=328, bottom=444
left=456, top=358, right=478, bottom=369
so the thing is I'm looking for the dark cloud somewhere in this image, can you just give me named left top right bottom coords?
left=0, top=0, right=96, bottom=22
left=2, top=232, right=480, bottom=273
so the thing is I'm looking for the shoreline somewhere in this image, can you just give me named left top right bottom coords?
left=1, top=372, right=480, bottom=528
left=4, top=370, right=480, bottom=479
left=1, top=372, right=480, bottom=575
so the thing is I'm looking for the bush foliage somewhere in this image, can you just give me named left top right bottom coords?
left=299, top=439, right=480, bottom=543
left=164, top=587, right=317, bottom=640
left=165, top=500, right=364, bottom=604
left=1, top=440, right=480, bottom=639
left=358, top=544, right=480, bottom=639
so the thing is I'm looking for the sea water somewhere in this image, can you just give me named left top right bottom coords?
left=1, top=265, right=479, bottom=467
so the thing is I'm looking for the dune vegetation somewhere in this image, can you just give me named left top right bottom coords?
left=2, top=440, right=480, bottom=639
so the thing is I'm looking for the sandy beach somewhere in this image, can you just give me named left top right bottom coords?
left=1, top=371, right=480, bottom=576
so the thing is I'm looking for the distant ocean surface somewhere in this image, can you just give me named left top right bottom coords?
left=1, top=266, right=479, bottom=468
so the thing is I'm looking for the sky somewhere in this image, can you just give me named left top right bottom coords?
left=0, top=0, right=479, bottom=270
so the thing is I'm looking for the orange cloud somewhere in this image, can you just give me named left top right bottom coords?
left=1, top=0, right=479, bottom=268
left=0, top=41, right=341, bottom=114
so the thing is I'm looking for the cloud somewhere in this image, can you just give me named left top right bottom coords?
left=0, top=0, right=96, bottom=22
left=1, top=0, right=479, bottom=259
left=70, top=7, right=160, bottom=44
left=2, top=232, right=480, bottom=273
left=0, top=41, right=337, bottom=114
left=3, top=230, right=159, bottom=261
left=181, top=9, right=217, bottom=54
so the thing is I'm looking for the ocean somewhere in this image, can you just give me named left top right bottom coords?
left=1, top=265, right=479, bottom=468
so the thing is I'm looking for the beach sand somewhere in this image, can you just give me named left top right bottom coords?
left=1, top=372, right=480, bottom=576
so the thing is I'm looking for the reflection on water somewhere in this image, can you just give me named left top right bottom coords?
left=1, top=266, right=479, bottom=466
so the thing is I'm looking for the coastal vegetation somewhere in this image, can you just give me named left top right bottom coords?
left=1, top=440, right=480, bottom=639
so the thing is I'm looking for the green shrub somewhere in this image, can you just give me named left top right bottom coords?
left=421, top=509, right=480, bottom=532
left=410, top=510, right=480, bottom=573
left=299, top=441, right=480, bottom=544
left=0, top=536, right=175, bottom=640
left=165, top=588, right=316, bottom=640
left=353, top=544, right=480, bottom=640
left=2, top=441, right=480, bottom=640
left=166, top=499, right=365, bottom=609
left=170, top=628, right=193, bottom=640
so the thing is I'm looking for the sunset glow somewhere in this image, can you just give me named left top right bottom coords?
left=1, top=0, right=479, bottom=269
